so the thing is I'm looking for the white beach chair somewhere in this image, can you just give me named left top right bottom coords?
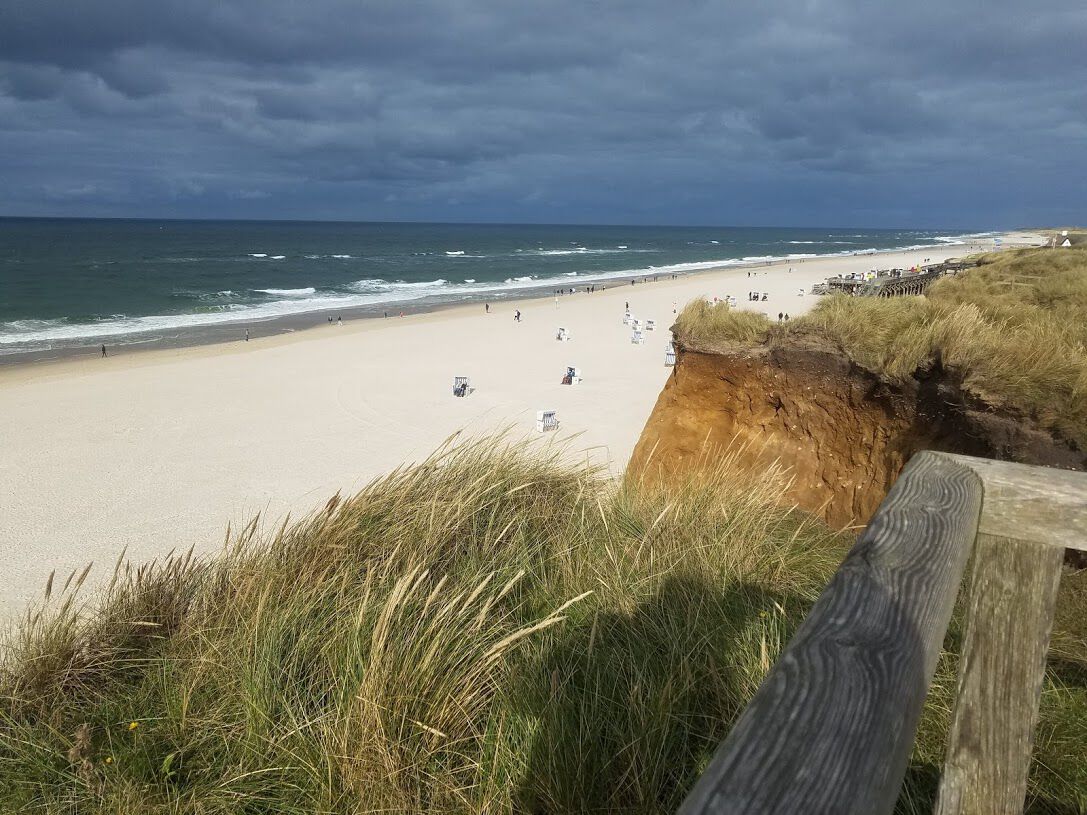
left=452, top=376, right=472, bottom=397
left=645, top=319, right=656, bottom=331
left=631, top=329, right=645, bottom=345
left=562, top=366, right=582, bottom=385
left=536, top=410, right=559, bottom=432
left=665, top=344, right=676, bottom=366
left=623, top=311, right=632, bottom=325
left=556, top=327, right=571, bottom=341
left=632, top=318, right=642, bottom=330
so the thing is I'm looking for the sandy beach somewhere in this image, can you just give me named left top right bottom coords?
left=0, top=234, right=1042, bottom=614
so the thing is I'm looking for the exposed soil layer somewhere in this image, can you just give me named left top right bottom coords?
left=629, top=342, right=1085, bottom=529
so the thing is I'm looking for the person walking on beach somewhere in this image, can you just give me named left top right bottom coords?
left=101, top=344, right=107, bottom=358
left=784, top=313, right=790, bottom=321
left=485, top=303, right=490, bottom=313
left=778, top=312, right=783, bottom=322
left=514, top=309, right=521, bottom=322
left=245, top=329, right=249, bottom=342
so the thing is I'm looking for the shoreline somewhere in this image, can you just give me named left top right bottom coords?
left=0, top=235, right=1009, bottom=375
left=0, top=232, right=1043, bottom=613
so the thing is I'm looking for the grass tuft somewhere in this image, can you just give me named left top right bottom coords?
left=0, top=434, right=1083, bottom=812
left=674, top=245, right=1087, bottom=446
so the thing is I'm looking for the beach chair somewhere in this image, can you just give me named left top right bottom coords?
left=632, top=318, right=642, bottom=330
left=631, top=329, right=645, bottom=345
left=665, top=344, right=676, bottom=366
left=452, top=376, right=472, bottom=397
left=645, top=319, right=656, bottom=331
left=536, top=410, right=559, bottom=432
left=556, top=327, right=571, bottom=341
left=562, top=366, right=582, bottom=385
left=623, top=311, right=632, bottom=325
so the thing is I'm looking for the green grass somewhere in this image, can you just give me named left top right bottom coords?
left=1, top=435, right=1085, bottom=813
left=674, top=245, right=1087, bottom=446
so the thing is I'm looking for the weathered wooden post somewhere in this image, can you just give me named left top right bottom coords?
left=678, top=452, right=984, bottom=814
left=678, top=451, right=1087, bottom=815
left=935, top=455, right=1087, bottom=815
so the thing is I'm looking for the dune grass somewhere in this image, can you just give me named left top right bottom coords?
left=675, top=245, right=1087, bottom=446
left=1, top=435, right=1085, bottom=813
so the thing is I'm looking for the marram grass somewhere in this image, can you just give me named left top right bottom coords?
left=675, top=245, right=1087, bottom=446
left=0, top=435, right=1084, bottom=813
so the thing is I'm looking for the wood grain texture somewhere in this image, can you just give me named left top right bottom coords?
left=934, top=534, right=1064, bottom=815
left=678, top=451, right=984, bottom=815
left=940, top=453, right=1087, bottom=552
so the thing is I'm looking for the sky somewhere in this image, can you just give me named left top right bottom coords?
left=0, top=0, right=1084, bottom=228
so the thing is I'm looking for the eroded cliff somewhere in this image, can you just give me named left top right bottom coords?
left=629, top=341, right=1085, bottom=528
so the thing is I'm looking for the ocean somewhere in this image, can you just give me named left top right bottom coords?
left=0, top=219, right=991, bottom=356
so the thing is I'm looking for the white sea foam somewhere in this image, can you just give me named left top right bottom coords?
left=446, top=250, right=465, bottom=256
left=521, top=247, right=654, bottom=256
left=331, top=254, right=353, bottom=258
left=249, top=253, right=268, bottom=258
left=0, top=237, right=989, bottom=352
left=270, top=255, right=286, bottom=260
left=463, top=278, right=476, bottom=283
left=256, top=287, right=316, bottom=296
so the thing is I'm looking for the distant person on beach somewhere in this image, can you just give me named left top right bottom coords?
left=515, top=309, right=521, bottom=322
left=101, top=344, right=107, bottom=358
left=485, top=303, right=490, bottom=313
left=337, top=316, right=342, bottom=325
left=778, top=312, right=783, bottom=322
left=245, top=329, right=249, bottom=342
left=784, top=313, right=790, bottom=321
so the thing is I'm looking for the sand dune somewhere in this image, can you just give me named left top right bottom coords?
left=0, top=235, right=1041, bottom=612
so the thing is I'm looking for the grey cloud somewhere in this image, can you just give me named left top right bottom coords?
left=0, top=0, right=1084, bottom=225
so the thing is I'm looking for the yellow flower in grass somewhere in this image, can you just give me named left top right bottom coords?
left=105, top=756, right=114, bottom=765
left=127, top=721, right=139, bottom=731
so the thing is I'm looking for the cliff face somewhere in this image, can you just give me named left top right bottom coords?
left=629, top=343, right=1085, bottom=528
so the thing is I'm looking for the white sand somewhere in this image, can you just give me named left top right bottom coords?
left=0, top=234, right=1042, bottom=613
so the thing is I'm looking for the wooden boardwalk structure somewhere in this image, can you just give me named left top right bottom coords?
left=818, top=260, right=975, bottom=298
left=679, top=451, right=1087, bottom=814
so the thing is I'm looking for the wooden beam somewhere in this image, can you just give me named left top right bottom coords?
left=677, top=452, right=983, bottom=815
left=939, top=453, right=1087, bottom=551
left=934, top=534, right=1064, bottom=815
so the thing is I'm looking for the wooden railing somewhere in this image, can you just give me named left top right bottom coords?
left=678, top=451, right=1087, bottom=815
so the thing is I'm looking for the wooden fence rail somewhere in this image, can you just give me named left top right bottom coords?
left=678, top=450, right=1087, bottom=815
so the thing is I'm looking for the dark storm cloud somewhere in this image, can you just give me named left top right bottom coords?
left=0, top=0, right=1084, bottom=225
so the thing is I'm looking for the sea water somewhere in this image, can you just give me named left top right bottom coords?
left=0, top=219, right=993, bottom=355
